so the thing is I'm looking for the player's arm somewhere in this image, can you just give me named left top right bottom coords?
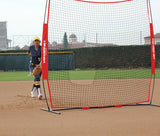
left=32, top=56, right=42, bottom=75
left=37, top=50, right=42, bottom=67
left=27, top=46, right=31, bottom=56
left=38, top=62, right=41, bottom=67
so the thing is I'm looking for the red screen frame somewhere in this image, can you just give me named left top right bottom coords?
left=75, top=0, right=132, bottom=4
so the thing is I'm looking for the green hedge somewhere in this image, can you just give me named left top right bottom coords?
left=0, top=45, right=159, bottom=71
left=50, top=45, right=155, bottom=69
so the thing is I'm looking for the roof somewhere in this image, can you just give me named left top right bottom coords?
left=145, top=33, right=160, bottom=38
left=69, top=34, right=77, bottom=39
left=87, top=42, right=117, bottom=47
left=7, top=39, right=12, bottom=42
left=49, top=42, right=116, bottom=50
left=21, top=45, right=29, bottom=50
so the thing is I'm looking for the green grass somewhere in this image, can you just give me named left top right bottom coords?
left=0, top=69, right=159, bottom=81
left=0, top=71, right=34, bottom=81
left=50, top=69, right=152, bottom=80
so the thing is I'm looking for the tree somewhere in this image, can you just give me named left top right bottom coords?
left=63, top=32, right=68, bottom=49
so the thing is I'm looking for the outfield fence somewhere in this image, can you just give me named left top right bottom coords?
left=0, top=45, right=160, bottom=71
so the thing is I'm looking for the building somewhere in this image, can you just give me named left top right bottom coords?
left=21, top=45, right=29, bottom=50
left=69, top=34, right=77, bottom=43
left=144, top=33, right=160, bottom=45
left=0, top=22, right=8, bottom=49
left=48, top=33, right=117, bottom=50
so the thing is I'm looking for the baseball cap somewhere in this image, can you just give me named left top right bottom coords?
left=33, top=37, right=40, bottom=41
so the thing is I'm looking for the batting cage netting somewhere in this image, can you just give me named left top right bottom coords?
left=41, top=0, right=156, bottom=110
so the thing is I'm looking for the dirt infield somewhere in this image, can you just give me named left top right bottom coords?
left=0, top=80, right=160, bottom=136
left=50, top=79, right=150, bottom=107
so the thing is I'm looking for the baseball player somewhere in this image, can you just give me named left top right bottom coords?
left=28, top=37, right=42, bottom=100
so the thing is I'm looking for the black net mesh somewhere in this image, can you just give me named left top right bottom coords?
left=47, top=0, right=152, bottom=108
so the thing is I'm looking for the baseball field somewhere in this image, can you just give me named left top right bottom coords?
left=0, top=69, right=160, bottom=136
left=1, top=69, right=160, bottom=81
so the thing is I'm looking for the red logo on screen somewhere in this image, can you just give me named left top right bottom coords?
left=152, top=38, right=155, bottom=60
left=43, top=41, right=47, bottom=63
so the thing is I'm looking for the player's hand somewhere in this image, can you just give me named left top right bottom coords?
left=32, top=66, right=42, bottom=75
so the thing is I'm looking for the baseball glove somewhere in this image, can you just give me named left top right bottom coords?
left=32, top=66, right=42, bottom=75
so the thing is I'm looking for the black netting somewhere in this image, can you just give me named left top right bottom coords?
left=47, top=0, right=152, bottom=108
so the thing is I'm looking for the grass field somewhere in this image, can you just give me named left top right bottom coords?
left=0, top=69, right=159, bottom=81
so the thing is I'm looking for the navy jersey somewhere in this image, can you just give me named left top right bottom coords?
left=28, top=45, right=41, bottom=65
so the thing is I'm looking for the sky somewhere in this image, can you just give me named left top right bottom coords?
left=0, top=0, right=160, bottom=46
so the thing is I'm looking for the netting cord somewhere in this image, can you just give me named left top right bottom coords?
left=42, top=80, right=50, bottom=111
left=148, top=0, right=156, bottom=104
left=148, top=0, right=153, bottom=23
left=43, top=0, right=48, bottom=23
left=42, top=0, right=50, bottom=111
left=150, top=74, right=155, bottom=104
